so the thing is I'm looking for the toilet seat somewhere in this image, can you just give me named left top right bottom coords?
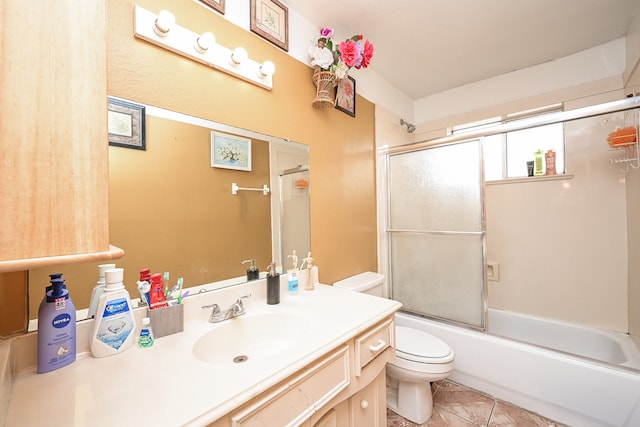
left=395, top=326, right=454, bottom=364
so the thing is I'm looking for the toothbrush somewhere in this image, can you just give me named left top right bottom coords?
left=163, top=272, right=169, bottom=297
left=177, top=277, right=184, bottom=304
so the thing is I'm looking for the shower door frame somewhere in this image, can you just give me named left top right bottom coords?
left=380, top=138, right=488, bottom=330
left=376, top=96, right=640, bottom=332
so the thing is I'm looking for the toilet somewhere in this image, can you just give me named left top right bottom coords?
left=333, top=272, right=455, bottom=424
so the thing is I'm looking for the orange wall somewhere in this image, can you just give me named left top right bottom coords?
left=25, top=0, right=378, bottom=320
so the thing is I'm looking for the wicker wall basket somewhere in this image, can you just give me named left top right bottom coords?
left=312, top=67, right=337, bottom=109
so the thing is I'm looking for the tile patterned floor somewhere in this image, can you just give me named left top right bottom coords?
left=387, top=380, right=569, bottom=427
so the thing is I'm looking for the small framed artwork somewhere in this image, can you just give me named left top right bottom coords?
left=107, top=97, right=146, bottom=150
left=335, top=76, right=356, bottom=117
left=211, top=131, right=252, bottom=171
left=198, top=0, right=224, bottom=14
left=250, top=0, right=289, bottom=51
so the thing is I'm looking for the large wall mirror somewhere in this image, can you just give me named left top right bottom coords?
left=28, top=100, right=310, bottom=326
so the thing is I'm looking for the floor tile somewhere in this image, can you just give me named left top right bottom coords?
left=488, top=400, right=567, bottom=427
left=387, top=408, right=420, bottom=427
left=426, top=405, right=479, bottom=427
left=387, top=380, right=568, bottom=427
left=433, top=381, right=495, bottom=426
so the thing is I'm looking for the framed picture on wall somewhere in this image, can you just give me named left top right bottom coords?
left=198, top=0, right=224, bottom=14
left=335, top=76, right=356, bottom=117
left=250, top=0, right=289, bottom=51
left=211, top=131, right=252, bottom=171
left=107, top=97, right=146, bottom=150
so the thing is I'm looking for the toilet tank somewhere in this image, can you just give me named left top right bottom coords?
left=333, top=272, right=385, bottom=297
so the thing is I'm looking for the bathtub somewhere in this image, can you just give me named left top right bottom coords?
left=396, top=310, right=640, bottom=427
left=488, top=308, right=640, bottom=370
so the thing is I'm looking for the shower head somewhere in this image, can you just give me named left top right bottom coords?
left=400, top=119, right=416, bottom=133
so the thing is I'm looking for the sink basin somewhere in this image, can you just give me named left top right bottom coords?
left=193, top=312, right=309, bottom=364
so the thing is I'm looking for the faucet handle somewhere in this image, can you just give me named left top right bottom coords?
left=233, top=294, right=251, bottom=314
left=236, top=294, right=251, bottom=304
left=202, top=303, right=221, bottom=316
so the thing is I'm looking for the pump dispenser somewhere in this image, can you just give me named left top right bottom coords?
left=243, top=259, right=260, bottom=281
left=88, top=263, right=116, bottom=319
left=37, top=276, right=76, bottom=373
left=301, top=252, right=317, bottom=291
left=39, top=273, right=63, bottom=315
left=266, top=262, right=280, bottom=305
left=287, top=250, right=299, bottom=295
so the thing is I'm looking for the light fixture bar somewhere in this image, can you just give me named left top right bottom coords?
left=133, top=5, right=274, bottom=90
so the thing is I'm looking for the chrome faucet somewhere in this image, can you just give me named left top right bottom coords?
left=202, top=294, right=251, bottom=323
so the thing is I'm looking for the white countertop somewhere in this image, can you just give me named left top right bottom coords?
left=6, top=280, right=401, bottom=427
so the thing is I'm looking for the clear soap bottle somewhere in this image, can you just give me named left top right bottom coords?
left=287, top=250, right=299, bottom=296
left=138, top=317, right=154, bottom=348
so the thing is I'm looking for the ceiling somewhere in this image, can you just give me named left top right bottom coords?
left=285, top=0, right=639, bottom=100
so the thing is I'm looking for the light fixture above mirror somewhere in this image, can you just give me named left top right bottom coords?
left=133, top=5, right=275, bottom=90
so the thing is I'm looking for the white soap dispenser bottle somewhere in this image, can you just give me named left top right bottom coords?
left=301, top=252, right=317, bottom=291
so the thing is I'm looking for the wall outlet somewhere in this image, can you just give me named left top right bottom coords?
left=487, top=261, right=500, bottom=282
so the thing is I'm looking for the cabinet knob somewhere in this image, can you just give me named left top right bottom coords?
left=360, top=400, right=369, bottom=409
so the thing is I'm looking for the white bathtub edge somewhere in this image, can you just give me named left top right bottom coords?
left=396, top=312, right=640, bottom=427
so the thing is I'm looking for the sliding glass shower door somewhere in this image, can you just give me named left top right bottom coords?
left=387, top=139, right=486, bottom=329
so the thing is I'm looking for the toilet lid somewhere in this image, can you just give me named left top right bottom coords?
left=395, top=326, right=453, bottom=363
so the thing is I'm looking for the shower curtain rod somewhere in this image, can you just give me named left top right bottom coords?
left=382, top=96, right=640, bottom=155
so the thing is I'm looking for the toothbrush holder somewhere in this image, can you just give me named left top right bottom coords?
left=147, top=303, right=184, bottom=338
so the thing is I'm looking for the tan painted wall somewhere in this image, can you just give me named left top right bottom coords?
left=29, top=116, right=273, bottom=312
left=0, top=272, right=27, bottom=336
left=26, top=0, right=377, bottom=318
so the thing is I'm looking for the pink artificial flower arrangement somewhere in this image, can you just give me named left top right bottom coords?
left=308, top=27, right=374, bottom=79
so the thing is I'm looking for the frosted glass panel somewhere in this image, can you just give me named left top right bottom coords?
left=388, top=141, right=482, bottom=232
left=280, top=170, right=310, bottom=264
left=390, top=233, right=484, bottom=326
left=387, top=139, right=485, bottom=329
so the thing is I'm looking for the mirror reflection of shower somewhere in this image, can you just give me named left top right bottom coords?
left=278, top=165, right=311, bottom=269
left=400, top=118, right=416, bottom=133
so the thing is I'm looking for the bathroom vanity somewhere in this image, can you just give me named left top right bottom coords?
left=2, top=280, right=401, bottom=426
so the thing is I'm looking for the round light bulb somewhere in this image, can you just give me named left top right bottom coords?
left=259, top=61, right=275, bottom=78
left=153, top=10, right=175, bottom=36
left=195, top=32, right=215, bottom=53
left=231, top=47, right=248, bottom=65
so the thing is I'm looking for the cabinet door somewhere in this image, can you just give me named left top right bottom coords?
left=0, top=0, right=109, bottom=262
left=230, top=346, right=350, bottom=427
left=313, top=409, right=336, bottom=427
left=312, top=400, right=349, bottom=427
left=350, top=371, right=386, bottom=427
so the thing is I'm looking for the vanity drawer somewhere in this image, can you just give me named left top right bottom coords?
left=354, top=318, right=394, bottom=376
left=230, top=346, right=350, bottom=427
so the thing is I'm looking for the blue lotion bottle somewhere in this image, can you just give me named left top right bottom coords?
left=37, top=277, right=76, bottom=373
